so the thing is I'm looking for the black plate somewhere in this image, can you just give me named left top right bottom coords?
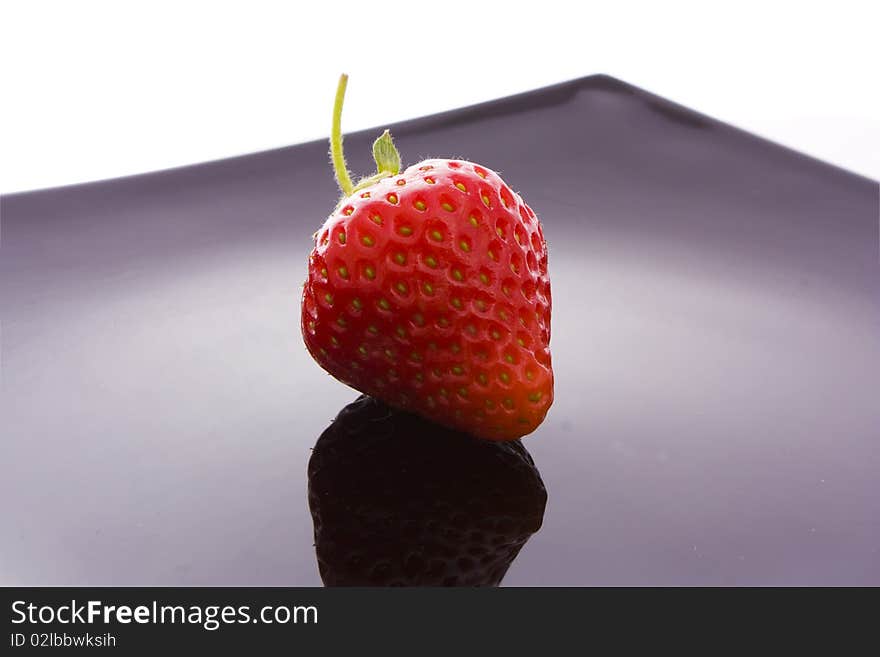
left=2, top=75, right=878, bottom=585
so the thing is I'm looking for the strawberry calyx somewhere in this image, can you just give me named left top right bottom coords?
left=330, top=74, right=402, bottom=199
left=370, top=130, right=401, bottom=178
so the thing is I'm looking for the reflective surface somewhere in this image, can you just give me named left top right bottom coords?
left=2, top=75, right=878, bottom=585
left=309, top=396, right=546, bottom=586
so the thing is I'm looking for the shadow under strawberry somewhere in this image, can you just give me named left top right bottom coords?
left=307, top=395, right=548, bottom=586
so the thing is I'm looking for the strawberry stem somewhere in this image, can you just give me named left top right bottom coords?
left=329, top=74, right=403, bottom=198
left=330, top=74, right=354, bottom=196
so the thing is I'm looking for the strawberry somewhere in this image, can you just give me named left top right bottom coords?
left=308, top=395, right=548, bottom=586
left=301, top=74, right=553, bottom=440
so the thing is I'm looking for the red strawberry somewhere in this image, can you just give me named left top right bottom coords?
left=301, top=75, right=553, bottom=441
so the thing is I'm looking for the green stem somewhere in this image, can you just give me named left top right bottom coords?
left=330, top=74, right=354, bottom=196
left=329, top=74, right=402, bottom=199
left=351, top=172, right=390, bottom=194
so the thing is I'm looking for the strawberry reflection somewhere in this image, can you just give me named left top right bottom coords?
left=308, top=395, right=547, bottom=586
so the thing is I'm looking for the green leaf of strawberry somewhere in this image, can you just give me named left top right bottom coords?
left=301, top=75, right=553, bottom=441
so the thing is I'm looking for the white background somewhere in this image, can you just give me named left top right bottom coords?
left=2, top=0, right=878, bottom=194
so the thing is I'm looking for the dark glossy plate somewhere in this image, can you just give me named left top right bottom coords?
left=2, top=75, right=878, bottom=586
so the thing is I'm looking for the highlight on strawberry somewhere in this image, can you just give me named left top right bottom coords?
left=301, top=74, right=553, bottom=440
